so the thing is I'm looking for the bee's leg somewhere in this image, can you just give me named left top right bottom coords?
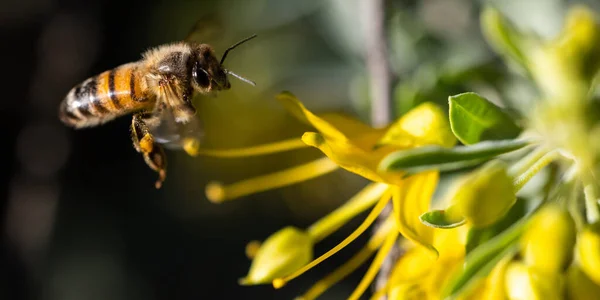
left=143, top=146, right=167, bottom=189
left=131, top=113, right=167, bottom=189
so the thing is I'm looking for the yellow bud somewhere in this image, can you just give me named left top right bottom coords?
left=504, top=261, right=565, bottom=300
left=577, top=222, right=600, bottom=285
left=520, top=205, right=576, bottom=273
left=529, top=5, right=600, bottom=97
left=449, top=160, right=516, bottom=227
left=566, top=264, right=600, bottom=300
left=239, top=227, right=313, bottom=285
left=559, top=6, right=600, bottom=80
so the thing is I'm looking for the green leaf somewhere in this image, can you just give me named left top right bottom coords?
left=466, top=197, right=527, bottom=254
left=449, top=92, right=521, bottom=145
left=441, top=217, right=527, bottom=299
left=420, top=209, right=466, bottom=229
left=379, top=139, right=530, bottom=174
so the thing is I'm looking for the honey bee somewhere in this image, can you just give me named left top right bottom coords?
left=59, top=25, right=257, bottom=189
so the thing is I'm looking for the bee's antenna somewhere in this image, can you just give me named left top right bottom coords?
left=220, top=34, right=258, bottom=65
left=226, top=70, right=256, bottom=86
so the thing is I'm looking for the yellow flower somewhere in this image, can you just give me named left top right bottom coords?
left=385, top=224, right=468, bottom=299
left=287, top=91, right=456, bottom=254
left=195, top=91, right=456, bottom=299
left=577, top=222, right=600, bottom=285
left=269, top=93, right=455, bottom=299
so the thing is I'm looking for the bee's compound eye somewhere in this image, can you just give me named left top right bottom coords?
left=194, top=64, right=210, bottom=88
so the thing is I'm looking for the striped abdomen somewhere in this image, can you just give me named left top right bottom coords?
left=59, top=62, right=153, bottom=128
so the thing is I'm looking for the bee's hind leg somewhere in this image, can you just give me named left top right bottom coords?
left=131, top=113, right=167, bottom=189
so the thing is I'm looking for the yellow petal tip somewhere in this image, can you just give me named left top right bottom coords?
left=272, top=278, right=286, bottom=289
left=205, top=181, right=225, bottom=203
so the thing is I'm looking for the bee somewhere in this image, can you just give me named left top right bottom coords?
left=59, top=24, right=257, bottom=189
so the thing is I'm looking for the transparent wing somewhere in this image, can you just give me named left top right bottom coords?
left=147, top=82, right=204, bottom=151
left=184, top=14, right=225, bottom=44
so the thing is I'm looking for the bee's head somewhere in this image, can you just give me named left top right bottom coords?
left=190, top=35, right=257, bottom=93
left=191, top=44, right=230, bottom=92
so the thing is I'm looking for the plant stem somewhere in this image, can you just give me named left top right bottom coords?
left=583, top=176, right=600, bottom=223
left=360, top=0, right=395, bottom=295
left=363, top=0, right=392, bottom=127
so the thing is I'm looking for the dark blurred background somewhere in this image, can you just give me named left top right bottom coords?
left=2, top=0, right=598, bottom=299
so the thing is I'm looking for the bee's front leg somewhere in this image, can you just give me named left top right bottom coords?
left=131, top=113, right=167, bottom=189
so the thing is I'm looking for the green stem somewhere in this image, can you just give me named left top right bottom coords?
left=513, top=150, right=560, bottom=192
left=583, top=177, right=600, bottom=223
left=508, top=145, right=552, bottom=178
left=307, top=183, right=389, bottom=243
left=568, top=179, right=586, bottom=230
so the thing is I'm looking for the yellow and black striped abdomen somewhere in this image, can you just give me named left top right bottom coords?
left=59, top=62, right=153, bottom=128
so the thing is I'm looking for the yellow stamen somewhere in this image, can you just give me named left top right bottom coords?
left=183, top=138, right=201, bottom=156
left=187, top=138, right=308, bottom=157
left=348, top=229, right=400, bottom=300
left=205, top=157, right=339, bottom=203
left=513, top=150, right=560, bottom=192
left=297, top=216, right=395, bottom=300
left=272, top=189, right=392, bottom=289
left=307, top=182, right=389, bottom=242
left=507, top=145, right=551, bottom=177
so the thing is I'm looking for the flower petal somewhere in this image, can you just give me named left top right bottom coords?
left=302, top=132, right=385, bottom=183
left=392, top=172, right=440, bottom=256
left=276, top=92, right=348, bottom=141
left=277, top=92, right=389, bottom=150
left=388, top=244, right=437, bottom=283
left=319, top=112, right=381, bottom=139
left=378, top=102, right=457, bottom=149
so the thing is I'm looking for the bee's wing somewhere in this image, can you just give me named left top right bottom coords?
left=184, top=14, right=225, bottom=44
left=148, top=109, right=204, bottom=151
left=147, top=83, right=204, bottom=150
